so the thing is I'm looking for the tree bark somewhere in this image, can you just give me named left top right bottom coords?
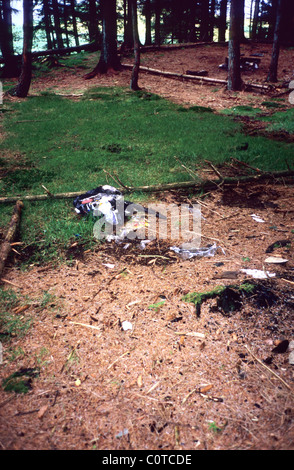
left=8, top=0, right=34, bottom=98
left=52, top=0, right=64, bottom=49
left=200, top=0, right=210, bottom=41
left=70, top=0, right=80, bottom=46
left=267, top=0, right=283, bottom=82
left=84, top=0, right=120, bottom=78
left=0, top=0, right=18, bottom=77
left=227, top=0, right=242, bottom=91
left=144, top=0, right=152, bottom=45
left=218, top=0, right=228, bottom=42
left=154, top=0, right=161, bottom=45
left=130, top=0, right=140, bottom=90
left=251, top=0, right=260, bottom=39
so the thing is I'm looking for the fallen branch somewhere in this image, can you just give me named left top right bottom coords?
left=245, top=345, right=293, bottom=392
left=0, top=200, right=23, bottom=279
left=121, top=63, right=271, bottom=92
left=0, top=170, right=293, bottom=204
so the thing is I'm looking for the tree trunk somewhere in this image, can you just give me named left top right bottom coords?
left=0, top=0, right=18, bottom=77
left=200, top=0, right=210, bottom=41
left=227, top=0, right=242, bottom=91
left=251, top=0, right=260, bottom=39
left=8, top=0, right=34, bottom=97
left=144, top=0, right=152, bottom=45
left=267, top=0, right=283, bottom=82
left=154, top=0, right=161, bottom=45
left=84, top=0, right=120, bottom=78
left=63, top=0, right=70, bottom=48
left=130, top=0, right=140, bottom=90
left=88, top=0, right=99, bottom=44
left=124, top=0, right=134, bottom=48
left=209, top=0, right=216, bottom=41
left=52, top=0, right=64, bottom=48
left=70, top=0, right=79, bottom=46
left=43, top=0, right=53, bottom=50
left=218, top=0, right=228, bottom=42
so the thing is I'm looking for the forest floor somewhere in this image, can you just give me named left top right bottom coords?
left=0, top=42, right=294, bottom=451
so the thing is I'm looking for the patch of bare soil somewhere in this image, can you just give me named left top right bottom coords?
left=1, top=44, right=294, bottom=451
left=0, top=180, right=294, bottom=451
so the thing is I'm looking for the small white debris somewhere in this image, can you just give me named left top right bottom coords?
left=122, top=321, right=133, bottom=331
left=240, top=268, right=276, bottom=279
left=264, top=257, right=288, bottom=264
left=251, top=214, right=265, bottom=223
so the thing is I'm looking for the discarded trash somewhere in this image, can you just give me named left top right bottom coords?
left=74, top=185, right=166, bottom=222
left=251, top=214, right=265, bottom=223
left=115, top=428, right=129, bottom=439
left=264, top=257, right=288, bottom=264
left=240, top=268, right=276, bottom=279
left=122, top=321, right=133, bottom=331
left=102, top=263, right=115, bottom=269
left=170, top=243, right=224, bottom=259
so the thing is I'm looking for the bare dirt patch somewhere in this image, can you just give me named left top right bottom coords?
left=0, top=44, right=294, bottom=451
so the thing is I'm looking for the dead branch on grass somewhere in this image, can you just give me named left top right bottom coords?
left=0, top=200, right=23, bottom=280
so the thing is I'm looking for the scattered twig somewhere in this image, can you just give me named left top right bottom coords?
left=69, top=321, right=102, bottom=332
left=245, top=345, right=293, bottom=392
left=107, top=348, right=134, bottom=370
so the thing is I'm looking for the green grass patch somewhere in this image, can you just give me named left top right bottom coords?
left=220, top=105, right=263, bottom=117
left=0, top=288, right=33, bottom=341
left=262, top=108, right=294, bottom=134
left=2, top=367, right=39, bottom=394
left=1, top=86, right=293, bottom=264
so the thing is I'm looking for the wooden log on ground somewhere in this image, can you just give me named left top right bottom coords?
left=0, top=42, right=98, bottom=65
left=0, top=200, right=23, bottom=279
left=0, top=170, right=293, bottom=204
left=121, top=63, right=271, bottom=92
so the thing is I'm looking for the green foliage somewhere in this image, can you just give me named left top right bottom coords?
left=2, top=367, right=39, bottom=394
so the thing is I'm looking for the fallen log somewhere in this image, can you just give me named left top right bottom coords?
left=0, top=42, right=98, bottom=65
left=0, top=200, right=23, bottom=279
left=0, top=170, right=293, bottom=204
left=121, top=63, right=271, bottom=92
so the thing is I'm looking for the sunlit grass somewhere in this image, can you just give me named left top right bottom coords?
left=0, top=86, right=293, bottom=264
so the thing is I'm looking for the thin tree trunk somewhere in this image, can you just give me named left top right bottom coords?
left=88, top=0, right=99, bottom=44
left=267, top=0, right=283, bottom=82
left=227, top=0, right=242, bottom=91
left=154, top=0, right=161, bottom=45
left=218, top=0, right=228, bottom=42
left=52, top=0, right=64, bottom=48
left=130, top=0, right=140, bottom=90
left=251, top=0, right=260, bottom=39
left=84, top=0, right=120, bottom=78
left=144, top=0, right=152, bottom=45
left=200, top=0, right=210, bottom=41
left=63, top=0, right=70, bottom=48
left=70, top=0, right=79, bottom=46
left=43, top=0, right=53, bottom=49
left=0, top=0, right=18, bottom=77
left=8, top=0, right=34, bottom=97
